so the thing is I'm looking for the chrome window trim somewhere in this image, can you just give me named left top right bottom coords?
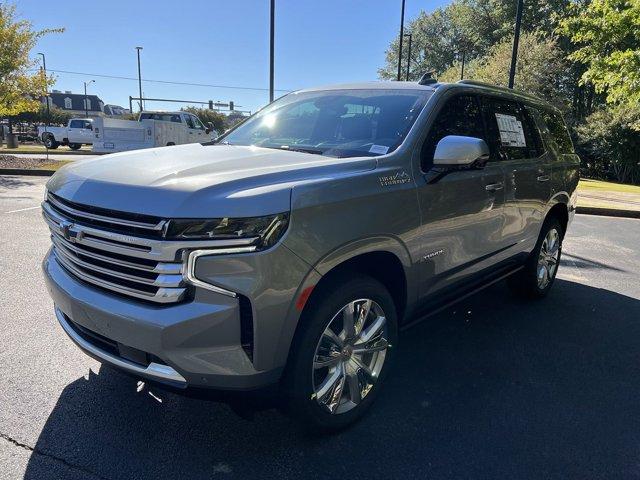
left=55, top=308, right=187, bottom=386
left=184, top=248, right=256, bottom=298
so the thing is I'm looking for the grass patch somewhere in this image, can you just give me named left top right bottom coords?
left=0, top=144, right=93, bottom=154
left=578, top=178, right=640, bottom=194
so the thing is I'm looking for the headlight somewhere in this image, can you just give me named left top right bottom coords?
left=163, top=213, right=289, bottom=250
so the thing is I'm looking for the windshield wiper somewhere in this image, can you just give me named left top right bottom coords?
left=278, top=146, right=325, bottom=155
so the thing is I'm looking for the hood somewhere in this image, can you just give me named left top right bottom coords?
left=47, top=143, right=376, bottom=218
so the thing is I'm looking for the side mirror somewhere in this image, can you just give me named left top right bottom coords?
left=205, top=122, right=214, bottom=134
left=433, top=135, right=490, bottom=168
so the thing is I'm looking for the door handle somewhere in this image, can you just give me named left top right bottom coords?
left=485, top=182, right=504, bottom=192
left=537, top=175, right=550, bottom=182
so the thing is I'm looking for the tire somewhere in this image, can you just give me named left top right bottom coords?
left=68, top=143, right=81, bottom=150
left=283, top=274, right=398, bottom=432
left=42, top=134, right=59, bottom=149
left=166, top=142, right=175, bottom=146
left=508, top=217, right=563, bottom=299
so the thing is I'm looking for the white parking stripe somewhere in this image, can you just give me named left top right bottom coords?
left=3, top=205, right=40, bottom=214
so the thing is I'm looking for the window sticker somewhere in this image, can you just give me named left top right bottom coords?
left=494, top=113, right=527, bottom=147
left=369, top=144, right=389, bottom=155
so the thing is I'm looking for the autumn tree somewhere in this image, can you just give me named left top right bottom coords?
left=0, top=3, right=62, bottom=123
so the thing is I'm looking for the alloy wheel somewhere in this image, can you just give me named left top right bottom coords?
left=312, top=299, right=389, bottom=414
left=537, top=227, right=560, bottom=289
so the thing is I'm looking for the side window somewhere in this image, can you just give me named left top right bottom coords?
left=421, top=95, right=485, bottom=171
left=83, top=121, right=93, bottom=130
left=191, top=115, right=205, bottom=130
left=482, top=98, right=540, bottom=161
left=184, top=115, right=195, bottom=129
left=541, top=110, right=574, bottom=154
left=69, top=120, right=82, bottom=129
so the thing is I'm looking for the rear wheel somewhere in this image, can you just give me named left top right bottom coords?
left=283, top=275, right=397, bottom=432
left=509, top=217, right=563, bottom=299
left=42, top=134, right=58, bottom=149
left=68, top=143, right=81, bottom=150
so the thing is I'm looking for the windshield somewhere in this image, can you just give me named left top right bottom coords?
left=217, top=89, right=431, bottom=158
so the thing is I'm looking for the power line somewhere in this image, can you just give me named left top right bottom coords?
left=35, top=68, right=293, bottom=93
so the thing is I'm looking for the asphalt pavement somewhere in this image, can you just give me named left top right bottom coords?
left=1, top=175, right=639, bottom=480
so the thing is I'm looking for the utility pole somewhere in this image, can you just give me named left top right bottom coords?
left=83, top=80, right=95, bottom=117
left=269, top=0, right=275, bottom=103
left=404, top=33, right=412, bottom=81
left=136, top=46, right=144, bottom=111
left=508, top=0, right=524, bottom=89
left=37, top=53, right=50, bottom=126
left=460, top=50, right=466, bottom=80
left=397, top=0, right=406, bottom=81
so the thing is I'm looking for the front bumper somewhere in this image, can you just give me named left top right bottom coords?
left=43, top=250, right=284, bottom=390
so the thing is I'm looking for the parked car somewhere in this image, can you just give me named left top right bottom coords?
left=91, top=111, right=213, bottom=153
left=38, top=118, right=94, bottom=150
left=41, top=80, right=579, bottom=431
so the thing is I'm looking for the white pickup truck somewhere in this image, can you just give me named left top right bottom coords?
left=38, top=118, right=95, bottom=150
left=91, top=111, right=214, bottom=153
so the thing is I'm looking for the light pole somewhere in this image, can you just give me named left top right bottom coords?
left=403, top=33, right=412, bottom=81
left=508, top=0, right=524, bottom=89
left=37, top=53, right=50, bottom=125
left=83, top=80, right=95, bottom=117
left=135, top=46, right=144, bottom=111
left=396, top=0, right=406, bottom=81
left=269, top=0, right=275, bottom=103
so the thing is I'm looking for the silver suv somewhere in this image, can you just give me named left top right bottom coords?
left=42, top=80, right=579, bottom=431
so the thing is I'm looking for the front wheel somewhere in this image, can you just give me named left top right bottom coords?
left=509, top=218, right=563, bottom=299
left=42, top=134, right=58, bottom=149
left=68, top=143, right=81, bottom=150
left=283, top=275, right=398, bottom=432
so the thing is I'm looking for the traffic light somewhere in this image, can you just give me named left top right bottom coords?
left=229, top=101, right=234, bottom=111
left=208, top=100, right=213, bottom=110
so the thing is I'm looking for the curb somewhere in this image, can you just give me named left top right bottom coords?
left=576, top=206, right=640, bottom=219
left=0, top=169, right=55, bottom=177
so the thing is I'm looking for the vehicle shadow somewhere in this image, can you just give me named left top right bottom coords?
left=24, top=279, right=640, bottom=479
left=0, top=175, right=37, bottom=190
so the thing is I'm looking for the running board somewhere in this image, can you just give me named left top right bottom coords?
left=401, top=265, right=524, bottom=331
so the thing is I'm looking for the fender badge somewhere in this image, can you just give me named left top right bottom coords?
left=379, top=171, right=411, bottom=187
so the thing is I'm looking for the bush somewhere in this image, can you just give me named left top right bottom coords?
left=575, top=106, right=640, bottom=184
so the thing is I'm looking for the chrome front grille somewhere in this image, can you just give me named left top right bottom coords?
left=43, top=193, right=186, bottom=304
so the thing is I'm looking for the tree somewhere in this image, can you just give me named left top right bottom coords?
left=575, top=105, right=640, bottom=184
left=439, top=31, right=570, bottom=110
left=0, top=3, right=62, bottom=118
left=558, top=0, right=640, bottom=107
left=15, top=104, right=72, bottom=125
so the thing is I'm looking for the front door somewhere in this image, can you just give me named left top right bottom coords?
left=415, top=93, right=508, bottom=298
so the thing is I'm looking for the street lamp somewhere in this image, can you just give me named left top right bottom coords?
left=396, top=0, right=406, bottom=81
left=269, top=0, right=275, bottom=103
left=83, top=80, right=95, bottom=117
left=37, top=53, right=50, bottom=126
left=508, top=0, right=524, bottom=88
left=403, top=33, right=412, bottom=81
left=135, top=46, right=144, bottom=112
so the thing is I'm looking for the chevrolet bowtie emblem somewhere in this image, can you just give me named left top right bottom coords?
left=60, top=221, right=84, bottom=242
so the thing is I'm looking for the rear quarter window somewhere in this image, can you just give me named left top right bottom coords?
left=542, top=110, right=574, bottom=154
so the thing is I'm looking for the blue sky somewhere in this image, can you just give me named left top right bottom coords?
left=18, top=0, right=448, bottom=114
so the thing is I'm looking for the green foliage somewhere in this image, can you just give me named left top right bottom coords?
left=181, top=106, right=226, bottom=134
left=440, top=32, right=569, bottom=109
left=0, top=3, right=62, bottom=117
left=558, top=0, right=640, bottom=107
left=15, top=104, right=72, bottom=125
left=575, top=105, right=640, bottom=184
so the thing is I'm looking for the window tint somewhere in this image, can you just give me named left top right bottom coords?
left=541, top=109, right=574, bottom=154
left=69, top=120, right=83, bottom=129
left=482, top=98, right=541, bottom=160
left=184, top=115, right=195, bottom=129
left=421, top=95, right=485, bottom=170
left=190, top=115, right=205, bottom=130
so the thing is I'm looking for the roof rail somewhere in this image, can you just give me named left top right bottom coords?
left=456, top=79, right=542, bottom=103
left=418, top=72, right=438, bottom=85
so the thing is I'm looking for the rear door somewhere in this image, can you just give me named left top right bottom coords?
left=481, top=97, right=550, bottom=251
left=415, top=93, right=508, bottom=297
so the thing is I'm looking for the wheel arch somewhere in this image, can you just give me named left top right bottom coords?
left=546, top=192, right=570, bottom=238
